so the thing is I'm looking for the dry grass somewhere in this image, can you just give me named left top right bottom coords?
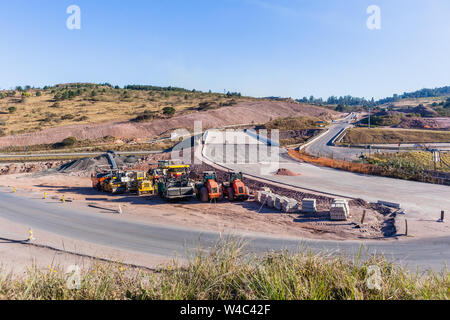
left=342, top=128, right=450, bottom=145
left=371, top=151, right=450, bottom=173
left=0, top=84, right=254, bottom=136
left=0, top=239, right=448, bottom=300
left=263, top=116, right=324, bottom=131
left=289, top=150, right=375, bottom=174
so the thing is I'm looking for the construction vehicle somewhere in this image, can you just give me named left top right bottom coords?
left=126, top=171, right=156, bottom=195
left=194, top=171, right=224, bottom=202
left=91, top=170, right=112, bottom=191
left=156, top=161, right=196, bottom=200
left=102, top=170, right=129, bottom=194
left=222, top=171, right=250, bottom=201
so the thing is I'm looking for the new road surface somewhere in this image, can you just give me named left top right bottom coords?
left=0, top=191, right=449, bottom=271
left=202, top=116, right=449, bottom=224
left=0, top=116, right=449, bottom=271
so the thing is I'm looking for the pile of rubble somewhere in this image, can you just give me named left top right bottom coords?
left=0, top=161, right=64, bottom=175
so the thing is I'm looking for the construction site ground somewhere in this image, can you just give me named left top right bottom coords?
left=0, top=168, right=395, bottom=243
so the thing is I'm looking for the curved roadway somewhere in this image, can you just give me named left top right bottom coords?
left=0, top=191, right=449, bottom=271
left=0, top=117, right=448, bottom=271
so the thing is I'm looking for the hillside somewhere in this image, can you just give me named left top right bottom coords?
left=0, top=84, right=339, bottom=148
left=0, top=84, right=250, bottom=137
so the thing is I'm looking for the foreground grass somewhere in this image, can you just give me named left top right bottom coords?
left=342, top=128, right=450, bottom=145
left=0, top=240, right=448, bottom=300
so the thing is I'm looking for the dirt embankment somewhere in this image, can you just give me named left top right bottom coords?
left=396, top=117, right=450, bottom=130
left=0, top=101, right=339, bottom=148
left=0, top=153, right=169, bottom=177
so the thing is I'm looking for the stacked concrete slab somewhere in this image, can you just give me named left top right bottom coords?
left=274, top=195, right=288, bottom=211
left=255, top=190, right=298, bottom=213
left=330, top=199, right=350, bottom=221
left=282, top=198, right=299, bottom=213
left=301, top=199, right=317, bottom=214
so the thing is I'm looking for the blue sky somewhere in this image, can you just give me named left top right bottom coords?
left=0, top=0, right=449, bottom=99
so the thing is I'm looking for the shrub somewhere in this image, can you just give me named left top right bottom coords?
left=75, top=116, right=89, bottom=121
left=61, top=114, right=75, bottom=120
left=162, top=106, right=176, bottom=117
left=8, top=106, right=17, bottom=113
left=52, top=136, right=77, bottom=149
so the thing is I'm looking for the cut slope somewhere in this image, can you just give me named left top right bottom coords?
left=0, top=101, right=339, bottom=147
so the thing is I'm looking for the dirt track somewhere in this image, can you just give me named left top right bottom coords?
left=0, top=101, right=339, bottom=148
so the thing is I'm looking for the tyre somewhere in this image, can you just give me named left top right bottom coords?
left=200, top=187, right=209, bottom=203
left=226, top=187, right=234, bottom=201
left=217, top=186, right=224, bottom=201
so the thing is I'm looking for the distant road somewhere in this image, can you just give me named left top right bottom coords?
left=202, top=122, right=450, bottom=229
left=0, top=191, right=449, bottom=271
left=303, top=114, right=450, bottom=159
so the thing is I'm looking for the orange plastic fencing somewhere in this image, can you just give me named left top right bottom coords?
left=288, top=150, right=377, bottom=175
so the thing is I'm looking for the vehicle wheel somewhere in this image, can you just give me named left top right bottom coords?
left=218, top=186, right=224, bottom=201
left=96, top=184, right=101, bottom=191
left=226, top=187, right=234, bottom=201
left=200, top=187, right=209, bottom=203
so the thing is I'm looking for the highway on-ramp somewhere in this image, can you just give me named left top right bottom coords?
left=0, top=191, right=449, bottom=271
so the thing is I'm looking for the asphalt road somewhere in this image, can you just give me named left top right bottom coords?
left=202, top=117, right=450, bottom=222
left=303, top=114, right=365, bottom=160
left=0, top=191, right=449, bottom=271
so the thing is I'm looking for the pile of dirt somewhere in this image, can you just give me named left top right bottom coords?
left=407, top=105, right=439, bottom=118
left=0, top=161, right=64, bottom=175
left=275, top=168, right=301, bottom=176
left=55, top=152, right=171, bottom=175
left=396, top=117, right=449, bottom=130
left=0, top=153, right=169, bottom=177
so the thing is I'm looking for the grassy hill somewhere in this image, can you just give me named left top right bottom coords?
left=0, top=83, right=253, bottom=136
left=342, top=128, right=450, bottom=144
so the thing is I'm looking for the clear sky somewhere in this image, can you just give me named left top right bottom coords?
left=0, top=0, right=449, bottom=99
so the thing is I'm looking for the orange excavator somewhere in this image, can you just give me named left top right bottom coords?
left=195, top=171, right=223, bottom=202
left=223, top=171, right=250, bottom=201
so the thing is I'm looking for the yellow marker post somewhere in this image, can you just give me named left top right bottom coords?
left=43, top=192, right=47, bottom=199
left=61, top=195, right=65, bottom=203
left=28, top=228, right=35, bottom=242
left=12, top=187, right=16, bottom=193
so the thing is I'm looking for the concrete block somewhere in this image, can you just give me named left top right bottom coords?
left=282, top=199, right=298, bottom=213
left=275, top=195, right=288, bottom=211
left=301, top=198, right=317, bottom=213
left=330, top=199, right=350, bottom=221
left=266, top=194, right=275, bottom=208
